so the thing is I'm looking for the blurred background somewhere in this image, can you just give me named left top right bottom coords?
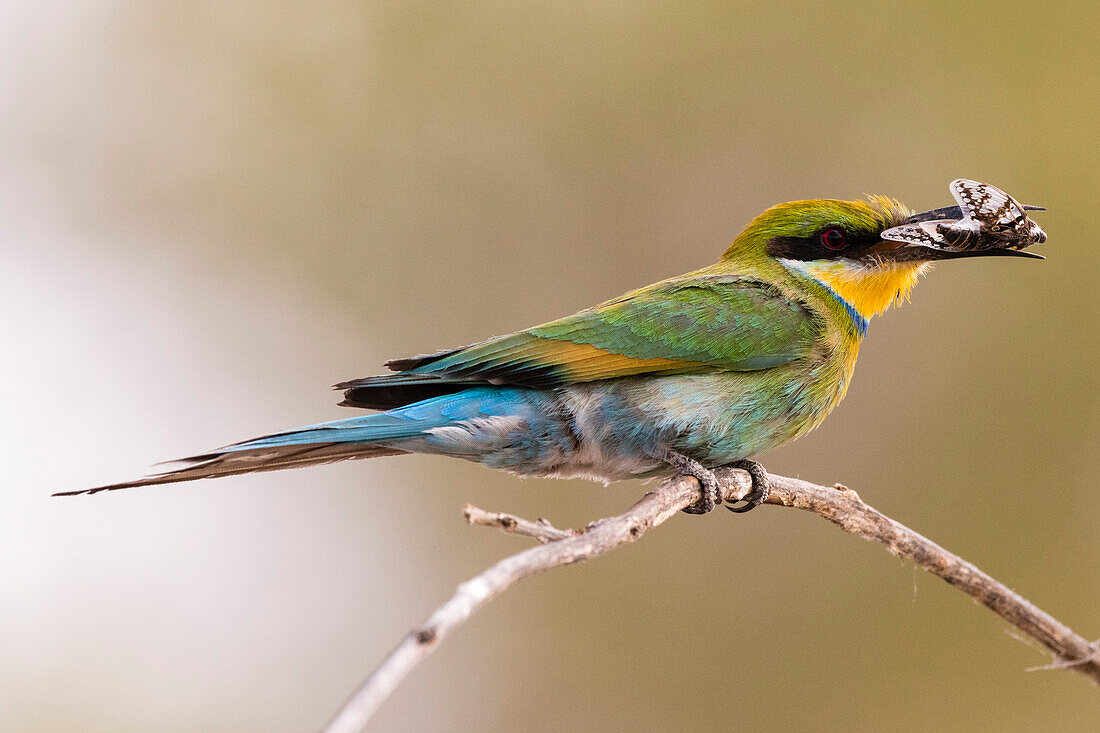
left=2, top=2, right=1097, bottom=731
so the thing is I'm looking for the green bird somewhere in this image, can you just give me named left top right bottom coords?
left=59, top=179, right=1046, bottom=513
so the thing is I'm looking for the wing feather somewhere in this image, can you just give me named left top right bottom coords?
left=340, top=277, right=815, bottom=408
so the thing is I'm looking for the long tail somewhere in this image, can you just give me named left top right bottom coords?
left=55, top=387, right=557, bottom=496
left=55, top=411, right=444, bottom=496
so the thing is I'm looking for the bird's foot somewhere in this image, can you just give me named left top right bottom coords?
left=724, top=459, right=770, bottom=514
left=663, top=450, right=721, bottom=514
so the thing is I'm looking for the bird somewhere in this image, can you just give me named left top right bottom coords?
left=57, top=179, right=1046, bottom=513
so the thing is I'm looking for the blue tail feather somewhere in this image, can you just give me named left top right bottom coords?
left=57, top=388, right=556, bottom=495
left=221, top=413, right=442, bottom=452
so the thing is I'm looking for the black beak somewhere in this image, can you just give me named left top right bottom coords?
left=878, top=181, right=1047, bottom=264
left=924, top=247, right=1045, bottom=261
left=880, top=200, right=1047, bottom=263
left=882, top=243, right=1045, bottom=263
left=903, top=203, right=1046, bottom=226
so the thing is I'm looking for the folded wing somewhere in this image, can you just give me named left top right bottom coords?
left=339, top=277, right=816, bottom=409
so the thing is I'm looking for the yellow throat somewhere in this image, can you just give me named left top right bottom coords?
left=796, top=260, right=928, bottom=320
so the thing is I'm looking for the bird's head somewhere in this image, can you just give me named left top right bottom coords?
left=725, top=193, right=1044, bottom=322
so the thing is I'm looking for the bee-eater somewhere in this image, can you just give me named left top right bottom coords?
left=59, top=180, right=1046, bottom=513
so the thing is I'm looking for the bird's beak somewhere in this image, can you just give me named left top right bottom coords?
left=902, top=203, right=1046, bottom=225
left=876, top=203, right=1047, bottom=263
left=876, top=243, right=1045, bottom=263
left=916, top=247, right=1046, bottom=261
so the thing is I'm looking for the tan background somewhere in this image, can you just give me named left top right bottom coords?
left=2, top=2, right=1097, bottom=731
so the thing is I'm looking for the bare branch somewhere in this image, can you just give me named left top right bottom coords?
left=324, top=469, right=1098, bottom=732
left=763, top=473, right=1100, bottom=683
left=462, top=503, right=576, bottom=543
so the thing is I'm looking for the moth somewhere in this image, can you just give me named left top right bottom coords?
left=881, top=179, right=1046, bottom=252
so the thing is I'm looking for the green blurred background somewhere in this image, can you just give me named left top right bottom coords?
left=2, top=2, right=1097, bottom=731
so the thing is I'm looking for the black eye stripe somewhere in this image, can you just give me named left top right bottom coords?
left=766, top=227, right=880, bottom=261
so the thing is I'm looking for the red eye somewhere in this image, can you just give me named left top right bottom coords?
left=821, top=228, right=846, bottom=250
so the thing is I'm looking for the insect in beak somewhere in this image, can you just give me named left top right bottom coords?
left=880, top=179, right=1047, bottom=261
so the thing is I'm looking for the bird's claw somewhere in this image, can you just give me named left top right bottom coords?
left=663, top=450, right=720, bottom=514
left=664, top=452, right=770, bottom=515
left=724, top=459, right=770, bottom=513
left=681, top=469, right=720, bottom=514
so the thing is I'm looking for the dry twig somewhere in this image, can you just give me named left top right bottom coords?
left=324, top=468, right=1099, bottom=732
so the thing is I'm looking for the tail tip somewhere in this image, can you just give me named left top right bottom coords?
left=53, top=486, right=110, bottom=497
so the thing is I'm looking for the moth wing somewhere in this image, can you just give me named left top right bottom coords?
left=949, top=178, right=1031, bottom=230
left=879, top=220, right=952, bottom=249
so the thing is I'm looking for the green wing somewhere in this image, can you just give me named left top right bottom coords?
left=524, top=276, right=814, bottom=377
left=339, top=277, right=816, bottom=407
